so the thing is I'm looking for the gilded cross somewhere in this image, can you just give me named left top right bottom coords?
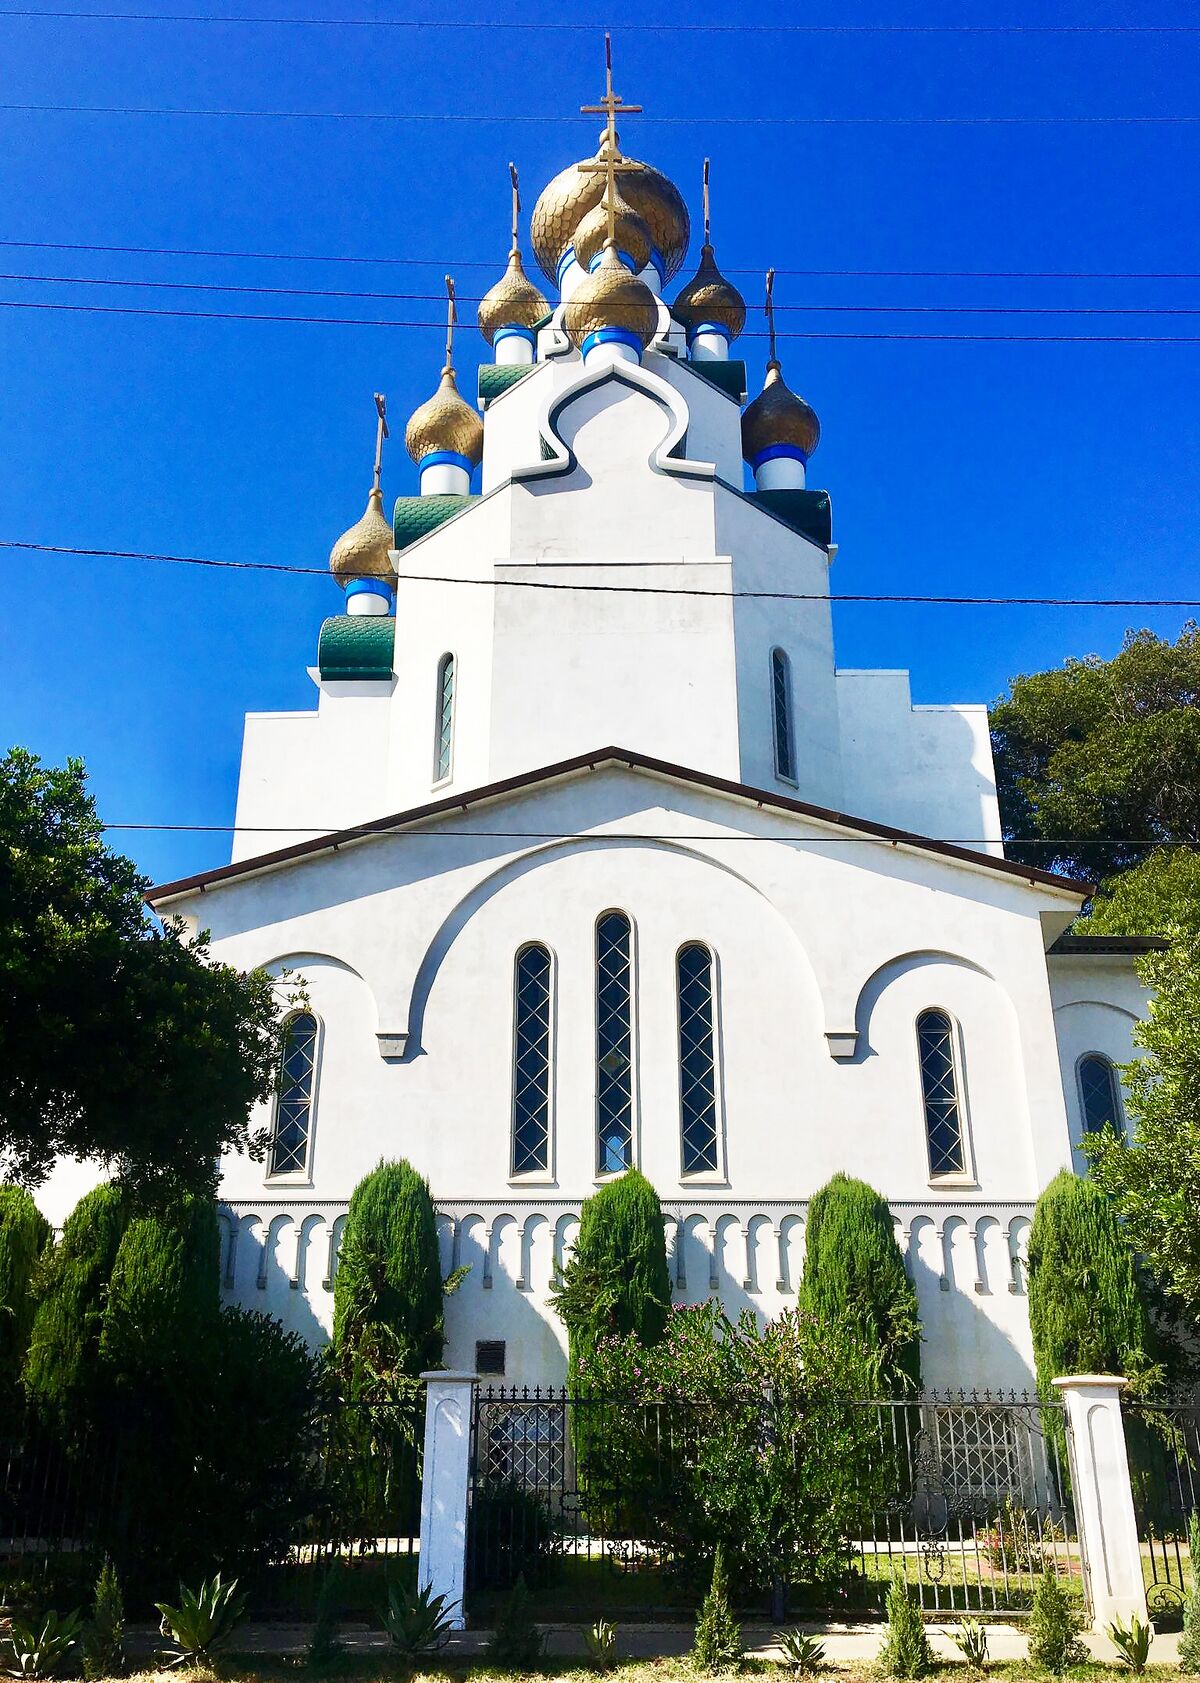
left=703, top=157, right=711, bottom=246
left=509, top=161, right=521, bottom=250
left=579, top=33, right=642, bottom=248
left=765, top=267, right=778, bottom=365
left=372, top=392, right=388, bottom=493
left=444, top=274, right=458, bottom=368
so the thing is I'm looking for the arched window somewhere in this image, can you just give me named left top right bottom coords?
left=917, top=1008, right=966, bottom=1177
left=434, top=653, right=455, bottom=782
left=678, top=943, right=719, bottom=1175
left=269, top=1012, right=318, bottom=1177
left=1079, top=1053, right=1122, bottom=1134
left=771, top=647, right=796, bottom=782
left=595, top=911, right=634, bottom=1174
left=512, top=945, right=553, bottom=1176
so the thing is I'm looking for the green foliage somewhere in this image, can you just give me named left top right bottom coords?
left=775, top=1628, right=826, bottom=1673
left=378, top=1576, right=455, bottom=1664
left=1108, top=1614, right=1153, bottom=1672
left=798, top=1174, right=921, bottom=1394
left=952, top=1619, right=990, bottom=1673
left=155, top=1574, right=247, bottom=1665
left=0, top=748, right=288, bottom=1196
left=552, top=1169, right=670, bottom=1387
left=1180, top=1512, right=1200, bottom=1672
left=466, top=1477, right=558, bottom=1591
left=99, top=1193, right=221, bottom=1387
left=878, top=1578, right=932, bottom=1679
left=332, top=1159, right=445, bottom=1396
left=583, top=1619, right=618, bottom=1670
left=306, top=1562, right=346, bottom=1670
left=0, top=1185, right=50, bottom=1391
left=2, top=1609, right=85, bottom=1679
left=82, top=1560, right=125, bottom=1681
left=1027, top=1170, right=1155, bottom=1398
left=23, top=1182, right=129, bottom=1428
left=487, top=1574, right=545, bottom=1667
left=1026, top=1568, right=1088, bottom=1674
left=692, top=1546, right=743, bottom=1674
left=990, top=624, right=1200, bottom=879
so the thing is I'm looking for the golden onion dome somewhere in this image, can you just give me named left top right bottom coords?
left=672, top=242, right=747, bottom=343
left=530, top=130, right=690, bottom=285
left=477, top=245, right=550, bottom=346
left=562, top=241, right=659, bottom=353
left=573, top=184, right=652, bottom=277
left=404, top=365, right=484, bottom=467
left=329, top=486, right=396, bottom=586
left=741, top=361, right=821, bottom=466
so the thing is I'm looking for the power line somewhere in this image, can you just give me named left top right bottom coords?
left=5, top=541, right=1198, bottom=608
left=4, top=12, right=1200, bottom=31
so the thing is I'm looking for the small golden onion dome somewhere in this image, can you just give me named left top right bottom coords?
left=477, top=246, right=550, bottom=346
left=563, top=241, right=659, bottom=353
left=329, top=486, right=396, bottom=586
left=404, top=364, right=484, bottom=467
left=573, top=184, right=652, bottom=277
left=530, top=131, right=690, bottom=284
left=741, top=361, right=821, bottom=466
left=672, top=243, right=747, bottom=343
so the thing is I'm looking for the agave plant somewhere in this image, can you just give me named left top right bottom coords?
left=583, top=1618, right=618, bottom=1671
left=952, top=1619, right=990, bottom=1673
left=775, top=1627, right=826, bottom=1673
left=378, top=1577, right=456, bottom=1663
left=3, top=1610, right=85, bottom=1680
left=155, top=1574, right=247, bottom=1666
left=1108, top=1614, right=1153, bottom=1673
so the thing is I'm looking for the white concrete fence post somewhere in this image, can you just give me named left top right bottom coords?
left=417, top=1369, right=476, bottom=1630
left=1053, top=1374, right=1149, bottom=1632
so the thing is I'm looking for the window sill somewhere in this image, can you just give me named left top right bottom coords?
left=507, top=1173, right=558, bottom=1189
left=264, top=1173, right=314, bottom=1190
left=679, top=1172, right=730, bottom=1189
left=927, top=1174, right=979, bottom=1191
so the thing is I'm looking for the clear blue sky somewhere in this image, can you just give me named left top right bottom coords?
left=1, top=0, right=1197, bottom=884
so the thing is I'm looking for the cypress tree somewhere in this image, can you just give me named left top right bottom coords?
left=0, top=1183, right=51, bottom=1387
left=99, top=1191, right=220, bottom=1390
left=333, top=1159, right=445, bottom=1389
left=554, top=1169, right=670, bottom=1387
left=798, top=1173, right=921, bottom=1394
left=24, top=1181, right=129, bottom=1427
left=1026, top=1169, right=1152, bottom=1397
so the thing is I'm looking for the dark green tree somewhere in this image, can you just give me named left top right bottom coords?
left=551, top=1168, right=670, bottom=1389
left=0, top=748, right=288, bottom=1195
left=24, top=1181, right=129, bottom=1428
left=798, top=1173, right=921, bottom=1394
left=99, top=1193, right=221, bottom=1387
left=989, top=624, right=1200, bottom=879
left=0, top=1183, right=51, bottom=1392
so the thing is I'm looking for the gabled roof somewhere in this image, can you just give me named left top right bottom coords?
left=148, top=746, right=1091, bottom=906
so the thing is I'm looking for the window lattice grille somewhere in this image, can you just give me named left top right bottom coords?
left=678, top=943, right=719, bottom=1174
left=435, top=654, right=455, bottom=781
left=596, top=911, right=634, bottom=1174
left=512, top=945, right=552, bottom=1175
left=932, top=1406, right=1024, bottom=1502
left=917, top=1009, right=966, bottom=1175
left=771, top=648, right=795, bottom=780
left=270, top=1012, right=317, bottom=1175
left=1080, top=1053, right=1120, bottom=1133
left=479, top=1403, right=564, bottom=1491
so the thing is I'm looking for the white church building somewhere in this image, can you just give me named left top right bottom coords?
left=140, top=96, right=1154, bottom=1392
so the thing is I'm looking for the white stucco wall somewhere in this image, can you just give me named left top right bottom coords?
left=1048, top=953, right=1151, bottom=1174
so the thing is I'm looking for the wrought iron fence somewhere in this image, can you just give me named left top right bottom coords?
left=466, top=1386, right=1085, bottom=1620
left=1126, top=1398, right=1200, bottom=1626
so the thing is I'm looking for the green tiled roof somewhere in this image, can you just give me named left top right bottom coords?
left=393, top=494, right=476, bottom=550
left=746, top=488, right=833, bottom=549
left=317, top=615, right=395, bottom=682
left=684, top=358, right=747, bottom=403
left=478, top=364, right=534, bottom=408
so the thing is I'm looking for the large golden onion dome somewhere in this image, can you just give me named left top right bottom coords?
left=741, top=361, right=821, bottom=465
left=573, top=183, right=652, bottom=276
left=477, top=246, right=549, bottom=346
left=530, top=130, right=690, bottom=284
left=329, top=485, right=396, bottom=585
left=563, top=240, right=659, bottom=353
left=404, top=365, right=484, bottom=466
left=672, top=242, right=746, bottom=343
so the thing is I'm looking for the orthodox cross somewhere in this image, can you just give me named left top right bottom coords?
left=702, top=157, right=711, bottom=247
left=509, top=161, right=521, bottom=250
left=765, top=267, right=778, bottom=365
left=372, top=392, right=388, bottom=493
left=579, top=33, right=642, bottom=248
left=444, top=274, right=458, bottom=368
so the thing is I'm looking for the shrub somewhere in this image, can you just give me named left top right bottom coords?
left=487, top=1574, right=545, bottom=1667
left=692, top=1545, right=743, bottom=1673
left=775, top=1628, right=826, bottom=1673
left=306, top=1561, right=345, bottom=1670
left=0, top=1185, right=51, bottom=1389
left=81, top=1560, right=125, bottom=1680
left=1108, top=1614, right=1152, bottom=1672
left=553, top=1168, right=670, bottom=1386
left=466, top=1477, right=558, bottom=1591
left=23, top=1183, right=129, bottom=1429
left=878, top=1578, right=932, bottom=1679
left=4, top=1609, right=85, bottom=1679
left=798, top=1174, right=921, bottom=1394
left=1180, top=1511, right=1200, bottom=1671
left=379, top=1577, right=455, bottom=1663
left=1026, top=1568, right=1088, bottom=1674
left=155, top=1574, right=247, bottom=1664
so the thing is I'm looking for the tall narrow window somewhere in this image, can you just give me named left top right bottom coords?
left=1079, top=1053, right=1121, bottom=1134
left=512, top=944, right=553, bottom=1175
left=595, top=911, right=634, bottom=1175
left=434, top=653, right=455, bottom=782
left=269, top=1012, right=318, bottom=1176
left=917, top=1009, right=966, bottom=1177
left=771, top=647, right=796, bottom=781
left=678, top=943, right=719, bottom=1175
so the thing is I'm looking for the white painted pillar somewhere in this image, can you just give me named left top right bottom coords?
left=1053, top=1375, right=1148, bottom=1631
left=418, top=1370, right=476, bottom=1629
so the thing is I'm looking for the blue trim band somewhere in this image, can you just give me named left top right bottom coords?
left=588, top=248, right=639, bottom=275
left=556, top=246, right=577, bottom=285
left=493, top=325, right=536, bottom=348
left=345, top=576, right=394, bottom=602
left=581, top=326, right=644, bottom=360
left=750, top=442, right=809, bottom=469
left=687, top=320, right=733, bottom=346
left=648, top=248, right=666, bottom=284
left=419, top=451, right=473, bottom=474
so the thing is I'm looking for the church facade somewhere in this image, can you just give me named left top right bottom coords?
left=144, top=101, right=1151, bottom=1392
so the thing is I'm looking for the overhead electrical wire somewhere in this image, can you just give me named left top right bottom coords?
left=3, top=13, right=1200, bottom=31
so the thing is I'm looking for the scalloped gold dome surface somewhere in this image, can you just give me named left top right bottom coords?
left=405, top=366, right=485, bottom=466
left=329, top=486, right=396, bottom=585
left=672, top=243, right=747, bottom=342
left=531, top=133, right=690, bottom=284
left=562, top=244, right=659, bottom=351
left=477, top=247, right=550, bottom=346
left=741, top=362, right=821, bottom=464
left=573, top=186, right=652, bottom=277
